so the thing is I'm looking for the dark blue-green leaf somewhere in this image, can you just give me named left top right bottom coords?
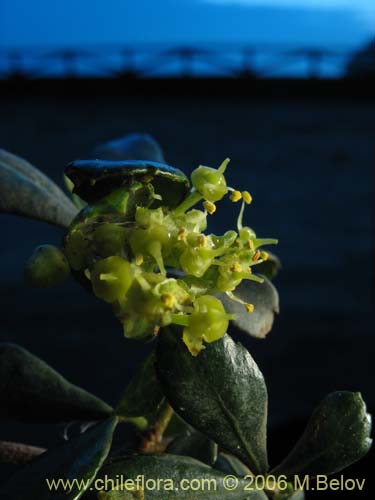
left=218, top=276, right=279, bottom=339
left=272, top=391, right=372, bottom=477
left=156, top=329, right=269, bottom=474
left=216, top=453, right=252, bottom=476
left=96, top=453, right=268, bottom=499
left=65, top=159, right=189, bottom=207
left=0, top=150, right=77, bottom=228
left=93, top=133, right=165, bottom=163
left=167, top=428, right=218, bottom=466
left=116, top=351, right=164, bottom=424
left=0, top=343, right=113, bottom=422
left=0, top=417, right=117, bottom=500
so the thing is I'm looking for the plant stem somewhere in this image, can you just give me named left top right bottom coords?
left=174, top=190, right=203, bottom=215
left=155, top=402, right=174, bottom=440
left=140, top=401, right=175, bottom=454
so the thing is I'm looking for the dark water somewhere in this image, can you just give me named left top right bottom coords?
left=0, top=94, right=374, bottom=494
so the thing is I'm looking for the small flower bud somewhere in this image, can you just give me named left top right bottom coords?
left=25, top=245, right=70, bottom=288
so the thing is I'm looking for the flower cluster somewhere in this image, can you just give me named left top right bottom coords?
left=52, top=159, right=277, bottom=355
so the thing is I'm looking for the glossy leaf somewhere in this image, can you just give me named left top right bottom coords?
left=253, top=252, right=281, bottom=281
left=0, top=343, right=113, bottom=422
left=0, top=150, right=77, bottom=228
left=216, top=453, right=252, bottom=476
left=0, top=149, right=76, bottom=210
left=116, top=351, right=164, bottom=423
left=156, top=329, right=269, bottom=474
left=218, top=276, right=279, bottom=339
left=64, top=159, right=189, bottom=207
left=167, top=428, right=218, bottom=466
left=272, top=391, right=372, bottom=477
left=97, top=453, right=268, bottom=499
left=93, top=133, right=166, bottom=163
left=0, top=417, right=117, bottom=500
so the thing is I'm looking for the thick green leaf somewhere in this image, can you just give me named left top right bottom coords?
left=65, top=160, right=189, bottom=207
left=0, top=343, right=113, bottom=422
left=156, top=329, right=269, bottom=474
left=0, top=417, right=117, bottom=500
left=218, top=276, right=279, bottom=339
left=272, top=391, right=372, bottom=477
left=253, top=252, right=281, bottom=281
left=0, top=150, right=77, bottom=228
left=216, top=453, right=252, bottom=476
left=93, top=133, right=166, bottom=163
left=167, top=428, right=218, bottom=466
left=116, top=351, right=164, bottom=423
left=0, top=149, right=77, bottom=211
left=96, top=453, right=268, bottom=499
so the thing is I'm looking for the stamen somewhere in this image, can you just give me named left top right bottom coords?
left=245, top=303, right=254, bottom=313
left=245, top=239, right=254, bottom=250
left=177, top=227, right=188, bottom=241
left=260, top=251, right=269, bottom=261
left=135, top=254, right=144, bottom=266
left=252, top=250, right=261, bottom=262
left=161, top=293, right=175, bottom=310
left=237, top=200, right=245, bottom=232
left=242, top=191, right=252, bottom=204
left=203, top=200, right=216, bottom=214
left=197, top=235, right=207, bottom=247
left=230, top=190, right=242, bottom=203
left=230, top=262, right=242, bottom=273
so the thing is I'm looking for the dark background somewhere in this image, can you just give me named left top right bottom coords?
left=1, top=80, right=374, bottom=498
left=1, top=0, right=375, bottom=498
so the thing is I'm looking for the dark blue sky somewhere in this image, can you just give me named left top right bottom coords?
left=0, top=0, right=373, bottom=49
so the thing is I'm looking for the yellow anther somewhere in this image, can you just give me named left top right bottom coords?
left=242, top=191, right=252, bottom=204
left=252, top=250, right=261, bottom=262
left=245, top=239, right=255, bottom=250
left=161, top=293, right=175, bottom=309
left=230, top=190, right=242, bottom=203
left=135, top=254, right=144, bottom=266
left=177, top=227, right=188, bottom=241
left=245, top=303, right=254, bottom=313
left=230, top=262, right=242, bottom=273
left=203, top=200, right=216, bottom=215
left=197, top=235, right=207, bottom=247
left=260, top=251, right=269, bottom=261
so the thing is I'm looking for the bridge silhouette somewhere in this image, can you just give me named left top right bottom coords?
left=0, top=44, right=359, bottom=80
